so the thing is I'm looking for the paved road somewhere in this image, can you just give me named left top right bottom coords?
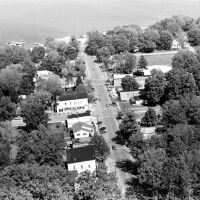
left=81, top=52, right=134, bottom=195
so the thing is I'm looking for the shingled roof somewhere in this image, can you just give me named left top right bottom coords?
left=58, top=93, right=88, bottom=101
left=67, top=145, right=95, bottom=164
left=72, top=122, right=93, bottom=133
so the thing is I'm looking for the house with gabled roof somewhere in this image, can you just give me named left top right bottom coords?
left=65, top=145, right=96, bottom=173
left=72, top=122, right=94, bottom=139
left=56, top=93, right=89, bottom=114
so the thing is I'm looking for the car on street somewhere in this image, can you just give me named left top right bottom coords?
left=106, top=104, right=110, bottom=107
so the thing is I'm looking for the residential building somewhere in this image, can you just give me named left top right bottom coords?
left=113, top=74, right=133, bottom=87
left=60, top=77, right=77, bottom=90
left=171, top=39, right=181, bottom=50
left=11, top=116, right=26, bottom=127
left=120, top=90, right=141, bottom=101
left=66, top=112, right=91, bottom=128
left=56, top=93, right=89, bottom=114
left=143, top=65, right=172, bottom=76
left=37, top=70, right=55, bottom=80
left=72, top=122, right=94, bottom=139
left=66, top=145, right=96, bottom=173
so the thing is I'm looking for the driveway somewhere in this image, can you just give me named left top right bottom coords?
left=81, top=51, right=134, bottom=195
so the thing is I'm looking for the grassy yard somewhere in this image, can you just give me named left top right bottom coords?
left=138, top=53, right=175, bottom=66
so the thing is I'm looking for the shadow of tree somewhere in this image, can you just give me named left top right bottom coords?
left=126, top=177, right=153, bottom=199
left=112, top=130, right=125, bottom=145
left=115, top=159, right=138, bottom=175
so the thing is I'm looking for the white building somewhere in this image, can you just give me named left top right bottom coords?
left=66, top=112, right=91, bottom=128
left=171, top=39, right=181, bottom=50
left=72, top=122, right=94, bottom=139
left=113, top=73, right=133, bottom=87
left=37, top=70, right=55, bottom=80
left=143, top=65, right=172, bottom=76
left=60, top=77, right=77, bottom=90
left=66, top=145, right=96, bottom=174
left=56, top=93, right=89, bottom=114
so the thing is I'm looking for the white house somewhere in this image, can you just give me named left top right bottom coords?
left=60, top=77, right=77, bottom=90
left=113, top=74, right=133, bottom=87
left=37, top=70, right=55, bottom=80
left=171, top=39, right=181, bottom=50
left=143, top=65, right=172, bottom=76
left=120, top=90, right=141, bottom=101
left=66, top=145, right=96, bottom=174
left=56, top=93, right=89, bottom=114
left=72, top=122, right=94, bottom=139
left=66, top=112, right=91, bottom=128
left=11, top=116, right=26, bottom=127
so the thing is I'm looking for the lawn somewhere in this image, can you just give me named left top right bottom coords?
left=139, top=53, right=175, bottom=66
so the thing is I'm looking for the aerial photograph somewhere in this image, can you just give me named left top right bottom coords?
left=1, top=0, right=200, bottom=199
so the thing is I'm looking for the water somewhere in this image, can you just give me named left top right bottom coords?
left=0, top=0, right=199, bottom=46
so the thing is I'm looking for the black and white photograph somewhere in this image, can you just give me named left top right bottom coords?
left=0, top=0, right=200, bottom=199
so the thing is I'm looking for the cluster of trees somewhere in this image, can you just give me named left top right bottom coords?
left=142, top=50, right=200, bottom=106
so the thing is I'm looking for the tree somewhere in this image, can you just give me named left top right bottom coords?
left=21, top=99, right=49, bottom=132
left=138, top=32, right=156, bottom=53
left=0, top=46, right=31, bottom=69
left=165, top=68, right=197, bottom=100
left=30, top=46, right=45, bottom=63
left=40, top=51, right=65, bottom=76
left=187, top=28, right=200, bottom=46
left=118, top=111, right=140, bottom=142
left=157, top=31, right=173, bottom=50
left=0, top=137, right=11, bottom=170
left=141, top=108, right=157, bottom=127
left=124, top=52, right=136, bottom=74
left=86, top=31, right=107, bottom=55
left=16, top=126, right=64, bottom=166
left=75, top=75, right=83, bottom=86
left=143, top=74, right=166, bottom=105
left=0, top=96, right=16, bottom=122
left=18, top=61, right=37, bottom=95
left=0, top=163, right=77, bottom=199
left=90, top=134, right=110, bottom=162
left=121, top=75, right=139, bottom=91
left=161, top=100, right=187, bottom=128
left=42, top=75, right=63, bottom=111
left=0, top=67, right=22, bottom=102
left=138, top=148, right=167, bottom=198
left=75, top=164, right=122, bottom=200
left=112, top=34, right=129, bottom=54
left=96, top=47, right=111, bottom=62
left=171, top=50, right=199, bottom=71
left=138, top=55, right=148, bottom=70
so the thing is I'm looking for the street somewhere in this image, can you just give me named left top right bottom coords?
left=81, top=51, right=134, bottom=195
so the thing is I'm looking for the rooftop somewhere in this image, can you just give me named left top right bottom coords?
left=58, top=93, right=88, bottom=101
left=72, top=122, right=93, bottom=133
left=67, top=111, right=91, bottom=119
left=67, top=145, right=95, bottom=164
left=113, top=73, right=133, bottom=80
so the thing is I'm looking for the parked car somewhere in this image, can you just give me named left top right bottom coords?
left=106, top=104, right=110, bottom=107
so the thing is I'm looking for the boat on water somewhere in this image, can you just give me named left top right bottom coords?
left=6, top=40, right=26, bottom=47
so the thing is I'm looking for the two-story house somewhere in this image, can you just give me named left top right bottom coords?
left=72, top=122, right=94, bottom=139
left=65, top=145, right=96, bottom=174
left=56, top=93, right=89, bottom=114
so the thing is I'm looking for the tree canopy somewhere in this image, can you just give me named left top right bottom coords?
left=121, top=75, right=139, bottom=91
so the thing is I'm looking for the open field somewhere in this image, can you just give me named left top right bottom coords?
left=142, top=53, right=175, bottom=66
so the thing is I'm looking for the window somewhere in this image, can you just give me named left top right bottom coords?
left=73, top=166, right=76, bottom=169
left=88, top=165, right=90, bottom=168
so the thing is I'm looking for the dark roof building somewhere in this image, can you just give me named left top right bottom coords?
left=58, top=93, right=88, bottom=101
left=67, top=145, right=95, bottom=164
left=67, top=111, right=91, bottom=119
